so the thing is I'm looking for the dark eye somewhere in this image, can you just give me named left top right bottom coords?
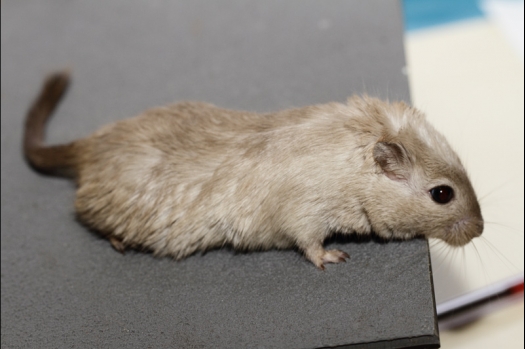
left=430, top=186, right=454, bottom=204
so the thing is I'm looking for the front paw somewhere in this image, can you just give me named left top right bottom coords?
left=304, top=246, right=350, bottom=270
left=321, top=249, right=350, bottom=265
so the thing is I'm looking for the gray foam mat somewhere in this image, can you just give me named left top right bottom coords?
left=1, top=1, right=439, bottom=348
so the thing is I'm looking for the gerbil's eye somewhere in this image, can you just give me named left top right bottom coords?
left=430, top=186, right=454, bottom=204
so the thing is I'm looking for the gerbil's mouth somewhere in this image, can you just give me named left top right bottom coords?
left=442, top=217, right=484, bottom=246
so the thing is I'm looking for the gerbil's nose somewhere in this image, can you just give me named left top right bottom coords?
left=474, top=219, right=484, bottom=237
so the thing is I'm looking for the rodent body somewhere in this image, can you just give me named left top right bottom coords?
left=24, top=72, right=483, bottom=269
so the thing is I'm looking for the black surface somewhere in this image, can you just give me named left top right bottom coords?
left=1, top=1, right=439, bottom=348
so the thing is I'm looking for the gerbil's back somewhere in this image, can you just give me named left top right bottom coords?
left=75, top=100, right=345, bottom=188
left=77, top=103, right=241, bottom=183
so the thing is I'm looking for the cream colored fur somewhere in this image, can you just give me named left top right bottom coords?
left=68, top=97, right=482, bottom=268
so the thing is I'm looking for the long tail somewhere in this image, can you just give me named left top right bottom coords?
left=24, top=71, right=77, bottom=178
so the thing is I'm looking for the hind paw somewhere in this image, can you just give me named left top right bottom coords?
left=109, top=237, right=126, bottom=254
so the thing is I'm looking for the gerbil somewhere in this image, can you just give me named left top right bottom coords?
left=23, top=71, right=483, bottom=269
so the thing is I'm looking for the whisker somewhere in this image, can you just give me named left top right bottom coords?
left=430, top=245, right=447, bottom=256
left=484, top=221, right=521, bottom=234
left=429, top=240, right=451, bottom=274
left=471, top=241, right=489, bottom=284
left=477, top=177, right=516, bottom=202
left=480, top=236, right=519, bottom=272
left=461, top=246, right=467, bottom=281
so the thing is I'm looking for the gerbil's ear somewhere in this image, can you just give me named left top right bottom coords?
left=373, top=142, right=412, bottom=182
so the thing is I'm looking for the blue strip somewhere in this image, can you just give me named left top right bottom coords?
left=402, top=0, right=485, bottom=31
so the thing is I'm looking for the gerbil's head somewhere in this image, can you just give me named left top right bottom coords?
left=357, top=98, right=483, bottom=246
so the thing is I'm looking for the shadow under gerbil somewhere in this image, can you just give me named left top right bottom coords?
left=323, top=230, right=417, bottom=246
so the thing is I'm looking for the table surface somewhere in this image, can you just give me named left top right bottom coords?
left=1, top=1, right=439, bottom=348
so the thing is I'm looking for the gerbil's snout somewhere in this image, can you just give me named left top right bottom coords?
left=447, top=216, right=484, bottom=246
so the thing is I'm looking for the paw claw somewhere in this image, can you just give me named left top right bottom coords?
left=321, top=249, right=350, bottom=264
left=109, top=237, right=126, bottom=254
left=304, top=246, right=350, bottom=269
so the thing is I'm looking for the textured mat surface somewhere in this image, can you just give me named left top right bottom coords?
left=1, top=1, right=438, bottom=348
